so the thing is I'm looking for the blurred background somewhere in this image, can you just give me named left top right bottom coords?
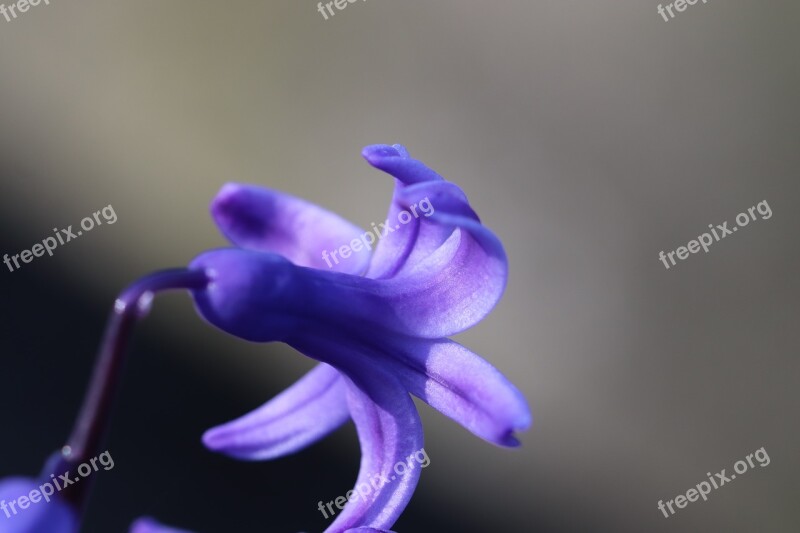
left=1, top=1, right=799, bottom=531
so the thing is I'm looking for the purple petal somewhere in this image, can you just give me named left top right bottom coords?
left=324, top=368, right=423, bottom=532
left=192, top=233, right=505, bottom=341
left=361, top=145, right=482, bottom=279
left=361, top=145, right=509, bottom=336
left=0, top=477, right=77, bottom=533
left=202, top=363, right=349, bottom=460
left=289, top=335, right=530, bottom=448
left=191, top=249, right=404, bottom=343
left=211, top=183, right=371, bottom=274
left=377, top=212, right=508, bottom=338
left=390, top=180, right=478, bottom=274
left=130, top=517, right=195, bottom=533
left=190, top=251, right=314, bottom=342
left=362, top=144, right=446, bottom=279
left=392, top=337, right=531, bottom=447
left=345, top=529, right=396, bottom=533
left=285, top=338, right=424, bottom=532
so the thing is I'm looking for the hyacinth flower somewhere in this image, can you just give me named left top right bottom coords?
left=1, top=144, right=530, bottom=532
left=196, top=144, right=531, bottom=531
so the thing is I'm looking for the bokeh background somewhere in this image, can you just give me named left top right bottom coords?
left=1, top=1, right=798, bottom=531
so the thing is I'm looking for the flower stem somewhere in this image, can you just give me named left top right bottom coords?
left=55, top=268, right=209, bottom=510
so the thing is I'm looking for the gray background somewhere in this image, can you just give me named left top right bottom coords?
left=1, top=1, right=798, bottom=531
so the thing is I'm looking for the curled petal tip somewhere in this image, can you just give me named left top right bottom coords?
left=362, top=145, right=444, bottom=186
left=390, top=144, right=409, bottom=157
left=362, top=144, right=404, bottom=163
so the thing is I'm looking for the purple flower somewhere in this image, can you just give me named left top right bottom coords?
left=2, top=144, right=528, bottom=532
left=194, top=144, right=531, bottom=531
left=0, top=475, right=76, bottom=533
left=130, top=516, right=195, bottom=533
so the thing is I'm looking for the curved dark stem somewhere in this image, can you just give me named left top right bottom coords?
left=54, top=268, right=209, bottom=511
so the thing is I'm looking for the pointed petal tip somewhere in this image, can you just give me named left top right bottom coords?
left=202, top=426, right=259, bottom=461
left=200, top=426, right=263, bottom=461
left=498, top=411, right=533, bottom=448
left=201, top=424, right=269, bottom=461
left=479, top=414, right=531, bottom=448
left=201, top=364, right=350, bottom=461
left=201, top=426, right=225, bottom=451
left=499, top=429, right=525, bottom=448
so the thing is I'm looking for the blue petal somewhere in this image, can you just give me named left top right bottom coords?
left=285, top=334, right=530, bottom=448
left=305, top=358, right=423, bottom=532
left=375, top=212, right=508, bottom=338
left=361, top=144, right=445, bottom=279
left=202, top=363, right=349, bottom=460
left=193, top=145, right=508, bottom=340
left=192, top=232, right=505, bottom=342
left=190, top=251, right=309, bottom=342
left=389, top=180, right=478, bottom=276
left=211, top=183, right=371, bottom=275
left=401, top=337, right=531, bottom=447
left=362, top=145, right=509, bottom=336
left=361, top=145, right=482, bottom=278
